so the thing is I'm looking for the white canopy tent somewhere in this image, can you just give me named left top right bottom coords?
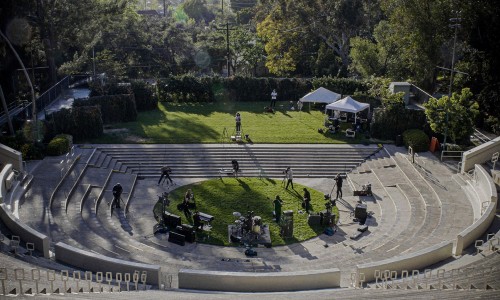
left=325, top=96, right=370, bottom=124
left=299, top=87, right=341, bottom=104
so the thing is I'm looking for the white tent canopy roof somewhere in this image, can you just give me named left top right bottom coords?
left=299, top=87, right=341, bottom=104
left=325, top=96, right=370, bottom=114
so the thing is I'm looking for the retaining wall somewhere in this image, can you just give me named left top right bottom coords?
left=178, top=268, right=341, bottom=292
left=54, top=242, right=161, bottom=287
left=0, top=143, right=23, bottom=172
left=0, top=203, right=50, bottom=258
left=356, top=241, right=454, bottom=282
left=453, top=164, right=498, bottom=255
left=461, top=137, right=500, bottom=173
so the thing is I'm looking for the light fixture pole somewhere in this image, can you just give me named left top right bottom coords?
left=0, top=29, right=38, bottom=141
left=443, top=14, right=461, bottom=151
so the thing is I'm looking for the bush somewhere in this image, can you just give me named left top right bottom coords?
left=46, top=134, right=72, bottom=156
left=402, top=129, right=430, bottom=152
left=20, top=141, right=45, bottom=160
left=48, top=106, right=103, bottom=140
left=74, top=94, right=137, bottom=123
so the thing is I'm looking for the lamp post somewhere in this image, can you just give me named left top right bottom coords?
left=0, top=29, right=38, bottom=141
left=442, top=14, right=461, bottom=151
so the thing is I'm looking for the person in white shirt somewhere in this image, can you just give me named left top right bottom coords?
left=270, top=89, right=277, bottom=108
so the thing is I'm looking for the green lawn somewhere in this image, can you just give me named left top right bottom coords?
left=88, top=101, right=369, bottom=144
left=157, top=177, right=337, bottom=246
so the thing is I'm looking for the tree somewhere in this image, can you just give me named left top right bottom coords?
left=256, top=0, right=381, bottom=77
left=424, top=88, right=479, bottom=145
left=182, top=0, right=215, bottom=24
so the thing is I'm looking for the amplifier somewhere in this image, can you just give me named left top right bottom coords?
left=176, top=225, right=195, bottom=243
left=307, top=214, right=321, bottom=225
left=354, top=203, right=367, bottom=222
left=164, top=213, right=182, bottom=228
left=168, top=231, right=186, bottom=246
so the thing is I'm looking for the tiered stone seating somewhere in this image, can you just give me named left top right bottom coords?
left=3, top=143, right=494, bottom=296
left=88, top=144, right=380, bottom=178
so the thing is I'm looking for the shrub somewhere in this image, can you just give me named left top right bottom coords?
left=49, top=106, right=103, bottom=140
left=402, top=129, right=430, bottom=152
left=74, top=94, right=137, bottom=123
left=46, top=134, right=72, bottom=156
left=20, top=141, right=45, bottom=160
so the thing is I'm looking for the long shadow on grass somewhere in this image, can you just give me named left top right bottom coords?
left=138, top=110, right=221, bottom=143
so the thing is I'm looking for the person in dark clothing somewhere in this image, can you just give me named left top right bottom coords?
left=335, top=173, right=343, bottom=200
left=235, top=112, right=241, bottom=132
left=273, top=195, right=283, bottom=223
left=158, top=166, right=172, bottom=185
left=285, top=167, right=294, bottom=189
left=193, top=211, right=202, bottom=230
left=231, top=160, right=239, bottom=177
left=302, top=188, right=311, bottom=213
left=182, top=192, right=192, bottom=220
left=112, top=183, right=123, bottom=209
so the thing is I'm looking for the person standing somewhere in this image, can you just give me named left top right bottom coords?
left=112, top=183, right=123, bottom=209
left=235, top=112, right=241, bottom=132
left=182, top=191, right=193, bottom=220
left=158, top=165, right=173, bottom=185
left=302, top=187, right=311, bottom=213
left=231, top=160, right=239, bottom=177
left=335, top=173, right=343, bottom=200
left=285, top=167, right=294, bottom=189
left=273, top=195, right=283, bottom=223
left=270, top=89, right=277, bottom=108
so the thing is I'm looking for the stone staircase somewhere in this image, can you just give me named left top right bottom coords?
left=87, top=144, right=381, bottom=178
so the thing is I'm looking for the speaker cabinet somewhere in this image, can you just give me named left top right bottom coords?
left=175, top=225, right=195, bottom=243
left=164, top=213, right=182, bottom=228
left=168, top=231, right=186, bottom=246
left=355, top=203, right=367, bottom=222
left=308, top=214, right=321, bottom=225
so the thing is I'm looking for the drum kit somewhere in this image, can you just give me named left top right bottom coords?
left=231, top=211, right=262, bottom=243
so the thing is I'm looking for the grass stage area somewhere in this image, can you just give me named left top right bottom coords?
left=89, top=101, right=368, bottom=144
left=160, top=177, right=336, bottom=246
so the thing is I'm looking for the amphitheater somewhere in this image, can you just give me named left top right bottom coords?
left=0, top=139, right=499, bottom=299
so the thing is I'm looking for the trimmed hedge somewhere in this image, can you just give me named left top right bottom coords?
left=370, top=108, right=427, bottom=140
left=46, top=134, right=72, bottom=156
left=74, top=94, right=137, bottom=124
left=89, top=80, right=157, bottom=112
left=156, top=75, right=370, bottom=103
left=402, top=129, right=430, bottom=152
left=49, top=106, right=103, bottom=140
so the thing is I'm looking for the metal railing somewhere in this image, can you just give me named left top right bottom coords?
left=440, top=150, right=464, bottom=161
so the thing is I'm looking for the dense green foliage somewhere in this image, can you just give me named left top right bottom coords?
left=424, top=88, right=479, bottom=145
left=74, top=94, right=137, bottom=123
left=370, top=92, right=427, bottom=140
left=46, top=134, right=72, bottom=156
left=1, top=0, right=498, bottom=137
left=402, top=129, right=430, bottom=153
left=89, top=80, right=157, bottom=111
left=48, top=106, right=103, bottom=140
left=156, top=75, right=369, bottom=103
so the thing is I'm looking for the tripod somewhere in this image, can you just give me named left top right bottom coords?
left=281, top=174, right=287, bottom=187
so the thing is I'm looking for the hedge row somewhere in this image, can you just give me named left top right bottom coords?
left=370, top=107, right=428, bottom=140
left=156, top=75, right=370, bottom=103
left=74, top=94, right=137, bottom=124
left=403, top=129, right=430, bottom=152
left=47, top=106, right=103, bottom=139
left=89, top=80, right=157, bottom=112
